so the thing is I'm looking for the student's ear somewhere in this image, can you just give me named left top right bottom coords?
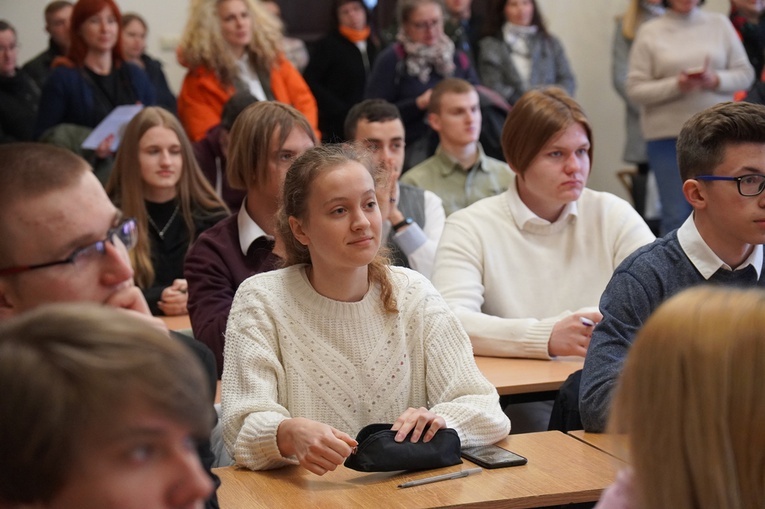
left=428, top=111, right=442, bottom=133
left=288, top=216, right=310, bottom=247
left=683, top=178, right=708, bottom=211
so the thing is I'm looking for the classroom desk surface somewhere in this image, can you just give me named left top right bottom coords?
left=568, top=431, right=629, bottom=462
left=159, top=314, right=191, bottom=331
left=474, top=356, right=583, bottom=396
left=214, top=431, right=621, bottom=509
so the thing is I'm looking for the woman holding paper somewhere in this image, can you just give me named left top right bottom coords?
left=107, top=106, right=228, bottom=316
left=34, top=0, right=156, bottom=158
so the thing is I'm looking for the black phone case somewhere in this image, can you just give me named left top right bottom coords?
left=461, top=446, right=528, bottom=469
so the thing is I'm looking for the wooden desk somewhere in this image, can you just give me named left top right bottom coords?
left=214, top=431, right=621, bottom=508
left=160, top=314, right=192, bottom=331
left=568, top=431, right=629, bottom=462
left=474, top=356, right=583, bottom=396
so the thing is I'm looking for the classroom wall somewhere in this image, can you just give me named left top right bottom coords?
left=5, top=0, right=731, bottom=199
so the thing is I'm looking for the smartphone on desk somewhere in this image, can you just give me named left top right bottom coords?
left=461, top=444, right=528, bottom=469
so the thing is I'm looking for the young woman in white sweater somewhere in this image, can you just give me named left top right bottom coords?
left=221, top=144, right=510, bottom=474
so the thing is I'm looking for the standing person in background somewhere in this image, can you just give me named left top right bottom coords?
left=627, top=0, right=754, bottom=235
left=612, top=0, right=664, bottom=231
left=22, top=1, right=73, bottom=89
left=107, top=107, right=229, bottom=316
left=261, top=0, right=310, bottom=73
left=304, top=0, right=381, bottom=143
left=0, top=20, right=41, bottom=143
left=121, top=12, right=177, bottom=115
left=478, top=0, right=576, bottom=106
left=443, top=0, right=482, bottom=67
left=221, top=144, right=510, bottom=473
left=365, top=0, right=479, bottom=171
left=730, top=0, right=765, bottom=82
left=185, top=101, right=316, bottom=377
left=34, top=0, right=156, bottom=173
left=595, top=287, right=765, bottom=509
left=346, top=99, right=445, bottom=279
left=177, top=0, right=318, bottom=142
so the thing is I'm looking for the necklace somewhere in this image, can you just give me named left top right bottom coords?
left=147, top=204, right=180, bottom=240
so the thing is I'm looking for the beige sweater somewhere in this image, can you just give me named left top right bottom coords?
left=626, top=9, right=753, bottom=140
left=222, top=265, right=511, bottom=471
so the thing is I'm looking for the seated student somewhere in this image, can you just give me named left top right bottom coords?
left=22, top=1, right=72, bottom=89
left=595, top=286, right=765, bottom=508
left=0, top=142, right=221, bottom=508
left=121, top=12, right=177, bottom=115
left=106, top=107, right=229, bottom=316
left=221, top=144, right=510, bottom=473
left=345, top=99, right=445, bottom=278
left=580, top=101, right=765, bottom=432
left=185, top=101, right=316, bottom=377
left=0, top=20, right=41, bottom=143
left=193, top=91, right=258, bottom=211
left=432, top=88, right=654, bottom=360
left=0, top=304, right=214, bottom=509
left=401, top=78, right=513, bottom=216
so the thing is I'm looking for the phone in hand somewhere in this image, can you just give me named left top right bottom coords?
left=685, top=66, right=705, bottom=79
left=461, top=444, right=528, bottom=469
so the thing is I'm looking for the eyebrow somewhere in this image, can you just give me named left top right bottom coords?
left=59, top=210, right=123, bottom=256
left=322, top=189, right=376, bottom=207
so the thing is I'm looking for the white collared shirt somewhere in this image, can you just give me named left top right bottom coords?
left=237, top=201, right=273, bottom=255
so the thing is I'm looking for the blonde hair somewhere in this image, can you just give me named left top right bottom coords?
left=609, top=286, right=765, bottom=509
left=179, top=0, right=284, bottom=86
left=620, top=0, right=663, bottom=40
left=276, top=143, right=398, bottom=313
left=107, top=107, right=229, bottom=289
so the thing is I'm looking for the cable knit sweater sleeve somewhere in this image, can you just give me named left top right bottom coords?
left=411, top=270, right=511, bottom=445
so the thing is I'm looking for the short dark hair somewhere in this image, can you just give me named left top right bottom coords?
left=45, top=0, right=73, bottom=18
left=333, top=0, right=369, bottom=28
left=0, top=19, right=16, bottom=34
left=662, top=0, right=704, bottom=6
left=0, top=304, right=213, bottom=505
left=344, top=99, right=403, bottom=140
left=220, top=92, right=259, bottom=131
left=677, top=101, right=765, bottom=181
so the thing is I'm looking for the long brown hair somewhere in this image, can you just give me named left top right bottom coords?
left=107, top=107, right=228, bottom=288
left=609, top=286, right=765, bottom=508
left=56, top=0, right=124, bottom=68
left=277, top=144, right=398, bottom=313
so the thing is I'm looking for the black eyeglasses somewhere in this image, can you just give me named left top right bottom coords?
left=695, top=174, right=765, bottom=197
left=0, top=218, right=137, bottom=277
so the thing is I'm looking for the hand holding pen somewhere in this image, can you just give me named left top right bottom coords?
left=549, top=311, right=602, bottom=357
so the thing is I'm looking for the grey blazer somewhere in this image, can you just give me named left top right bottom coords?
left=478, top=31, right=576, bottom=105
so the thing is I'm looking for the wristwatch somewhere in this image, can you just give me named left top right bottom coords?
left=392, top=217, right=414, bottom=232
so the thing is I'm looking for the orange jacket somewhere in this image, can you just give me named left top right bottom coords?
left=178, top=55, right=319, bottom=141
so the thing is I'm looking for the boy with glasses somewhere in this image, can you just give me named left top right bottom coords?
left=0, top=142, right=221, bottom=508
left=580, top=101, right=765, bottom=432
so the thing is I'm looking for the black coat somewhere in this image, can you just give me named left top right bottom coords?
left=304, top=30, right=379, bottom=142
left=0, top=69, right=41, bottom=143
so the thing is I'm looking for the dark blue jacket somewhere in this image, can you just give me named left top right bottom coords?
left=35, top=62, right=156, bottom=139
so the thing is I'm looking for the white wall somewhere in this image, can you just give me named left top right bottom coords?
left=5, top=0, right=731, bottom=198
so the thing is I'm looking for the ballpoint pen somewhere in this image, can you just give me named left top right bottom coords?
left=580, top=317, right=595, bottom=327
left=398, top=467, right=483, bottom=489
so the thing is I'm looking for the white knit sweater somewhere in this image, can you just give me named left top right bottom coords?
left=626, top=8, right=753, bottom=140
left=222, top=265, right=511, bottom=470
left=431, top=175, right=655, bottom=359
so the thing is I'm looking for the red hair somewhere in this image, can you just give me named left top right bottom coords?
left=61, top=0, right=123, bottom=67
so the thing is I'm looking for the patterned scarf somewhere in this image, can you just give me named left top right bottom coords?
left=396, top=31, right=456, bottom=83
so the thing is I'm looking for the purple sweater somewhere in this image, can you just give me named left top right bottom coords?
left=184, top=213, right=280, bottom=377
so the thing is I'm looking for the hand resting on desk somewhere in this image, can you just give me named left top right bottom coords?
left=277, top=417, right=358, bottom=475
